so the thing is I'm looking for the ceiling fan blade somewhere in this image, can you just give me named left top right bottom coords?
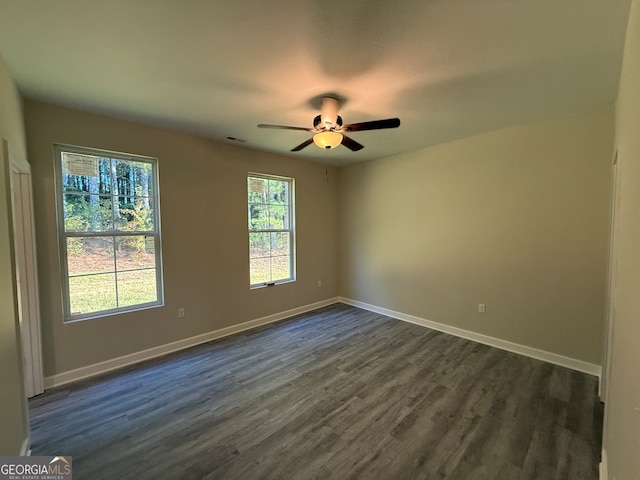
left=341, top=134, right=364, bottom=151
left=258, top=124, right=313, bottom=132
left=342, top=118, right=401, bottom=132
left=291, top=138, right=314, bottom=152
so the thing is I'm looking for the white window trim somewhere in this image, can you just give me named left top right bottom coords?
left=54, top=144, right=164, bottom=322
left=248, top=172, right=296, bottom=289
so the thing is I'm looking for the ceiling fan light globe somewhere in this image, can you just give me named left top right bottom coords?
left=313, top=131, right=343, bottom=149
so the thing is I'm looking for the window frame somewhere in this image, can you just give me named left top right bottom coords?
left=247, top=172, right=296, bottom=288
left=54, top=144, right=164, bottom=322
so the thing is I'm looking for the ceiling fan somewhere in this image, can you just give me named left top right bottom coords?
left=258, top=96, right=400, bottom=152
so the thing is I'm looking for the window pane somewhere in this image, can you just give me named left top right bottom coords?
left=269, top=205, right=289, bottom=229
left=64, top=194, right=113, bottom=232
left=113, top=159, right=154, bottom=198
left=69, top=273, right=117, bottom=315
left=115, top=196, right=155, bottom=231
left=115, top=236, right=156, bottom=270
left=271, top=232, right=290, bottom=257
left=117, top=269, right=157, bottom=307
left=67, top=237, right=115, bottom=276
left=268, top=179, right=288, bottom=205
left=248, top=204, right=269, bottom=230
left=250, top=258, right=271, bottom=285
left=248, top=192, right=265, bottom=205
left=248, top=177, right=267, bottom=203
left=249, top=232, right=270, bottom=259
left=271, top=255, right=291, bottom=282
left=62, top=154, right=111, bottom=194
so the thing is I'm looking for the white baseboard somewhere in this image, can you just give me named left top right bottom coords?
left=20, top=436, right=31, bottom=456
left=45, top=296, right=601, bottom=388
left=599, top=449, right=607, bottom=480
left=45, top=297, right=339, bottom=389
left=339, top=297, right=602, bottom=377
left=598, top=374, right=604, bottom=401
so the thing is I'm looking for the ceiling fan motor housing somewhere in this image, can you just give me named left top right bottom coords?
left=320, top=97, right=340, bottom=129
left=314, top=114, right=343, bottom=130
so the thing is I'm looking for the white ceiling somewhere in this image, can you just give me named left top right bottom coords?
left=0, top=0, right=632, bottom=165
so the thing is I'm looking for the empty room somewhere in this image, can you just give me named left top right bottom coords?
left=0, top=1, right=639, bottom=479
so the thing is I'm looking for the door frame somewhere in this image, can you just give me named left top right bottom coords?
left=601, top=150, right=619, bottom=403
left=5, top=139, right=44, bottom=398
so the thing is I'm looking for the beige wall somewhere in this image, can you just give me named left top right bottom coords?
left=25, top=100, right=338, bottom=376
left=0, top=52, right=29, bottom=454
left=338, top=109, right=613, bottom=364
left=605, top=0, right=640, bottom=477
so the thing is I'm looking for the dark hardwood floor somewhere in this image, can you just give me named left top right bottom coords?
left=29, top=304, right=603, bottom=480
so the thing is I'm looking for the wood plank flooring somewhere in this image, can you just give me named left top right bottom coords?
left=29, top=304, right=603, bottom=480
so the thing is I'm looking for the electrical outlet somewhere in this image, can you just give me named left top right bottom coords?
left=478, top=303, right=486, bottom=313
left=178, top=308, right=185, bottom=318
left=317, top=280, right=322, bottom=287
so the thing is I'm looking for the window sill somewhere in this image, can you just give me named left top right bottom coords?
left=250, top=279, right=296, bottom=290
left=64, top=302, right=164, bottom=324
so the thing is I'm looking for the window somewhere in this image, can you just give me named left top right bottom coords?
left=54, top=145, right=163, bottom=322
left=247, top=174, right=295, bottom=287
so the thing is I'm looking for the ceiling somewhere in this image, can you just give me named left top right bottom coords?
left=0, top=0, right=632, bottom=166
